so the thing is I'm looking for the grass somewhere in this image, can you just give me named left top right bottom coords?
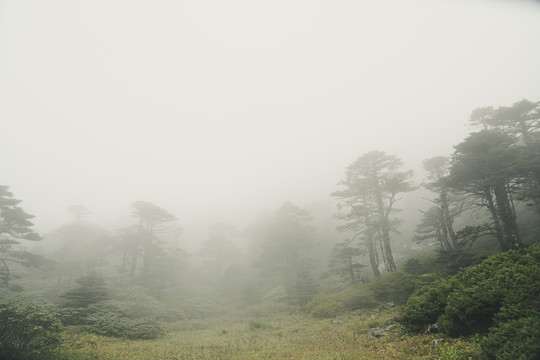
left=53, top=309, right=485, bottom=360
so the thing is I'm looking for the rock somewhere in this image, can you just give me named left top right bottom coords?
left=425, top=323, right=439, bottom=334
left=369, top=328, right=388, bottom=338
left=369, top=324, right=395, bottom=338
left=431, top=338, right=444, bottom=346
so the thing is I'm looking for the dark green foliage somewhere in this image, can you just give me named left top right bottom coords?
left=399, top=279, right=454, bottom=332
left=434, top=248, right=481, bottom=274
left=65, top=286, right=170, bottom=339
left=400, top=246, right=540, bottom=351
left=60, top=272, right=108, bottom=325
left=0, top=298, right=62, bottom=359
left=367, top=271, right=417, bottom=304
left=61, top=272, right=108, bottom=308
left=481, top=311, right=540, bottom=360
left=402, top=258, right=422, bottom=275
left=0, top=185, right=41, bottom=242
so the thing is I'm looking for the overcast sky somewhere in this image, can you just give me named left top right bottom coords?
left=1, top=0, right=539, bottom=240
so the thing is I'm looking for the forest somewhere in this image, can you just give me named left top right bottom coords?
left=1, top=99, right=539, bottom=359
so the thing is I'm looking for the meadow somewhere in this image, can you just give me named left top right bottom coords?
left=55, top=309, right=484, bottom=360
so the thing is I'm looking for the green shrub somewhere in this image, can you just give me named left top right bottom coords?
left=481, top=311, right=540, bottom=360
left=60, top=286, right=173, bottom=340
left=60, top=272, right=108, bottom=325
left=86, top=309, right=165, bottom=340
left=82, top=292, right=169, bottom=340
left=399, top=278, right=454, bottom=332
left=368, top=271, right=417, bottom=304
left=0, top=297, right=62, bottom=359
left=399, top=245, right=540, bottom=357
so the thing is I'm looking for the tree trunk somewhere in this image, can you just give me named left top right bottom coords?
left=484, top=188, right=508, bottom=251
left=494, top=181, right=520, bottom=249
left=366, top=233, right=380, bottom=277
left=374, top=183, right=397, bottom=272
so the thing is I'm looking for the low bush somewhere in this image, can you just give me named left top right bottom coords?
left=87, top=308, right=165, bottom=340
left=400, top=246, right=540, bottom=358
left=60, top=285, right=173, bottom=340
left=480, top=311, right=540, bottom=360
left=0, top=297, right=62, bottom=359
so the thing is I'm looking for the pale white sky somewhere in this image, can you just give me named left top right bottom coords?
left=1, top=0, right=539, bottom=241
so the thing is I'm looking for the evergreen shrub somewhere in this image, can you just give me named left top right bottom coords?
left=480, top=311, right=540, bottom=360
left=0, top=298, right=62, bottom=359
left=399, top=246, right=540, bottom=358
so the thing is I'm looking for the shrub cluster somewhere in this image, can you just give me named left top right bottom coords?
left=399, top=246, right=540, bottom=359
left=86, top=301, right=165, bottom=340
left=0, top=297, right=62, bottom=359
left=60, top=275, right=170, bottom=340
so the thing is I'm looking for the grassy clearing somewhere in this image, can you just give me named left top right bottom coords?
left=54, top=310, right=484, bottom=360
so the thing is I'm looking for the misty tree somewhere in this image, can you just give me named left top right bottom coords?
left=447, top=130, right=523, bottom=251
left=115, top=226, right=140, bottom=277
left=115, top=223, right=187, bottom=296
left=414, top=156, right=469, bottom=251
left=198, top=223, right=240, bottom=278
left=45, top=221, right=110, bottom=284
left=486, top=99, right=540, bottom=144
left=326, top=239, right=366, bottom=285
left=468, top=99, right=540, bottom=215
left=130, top=201, right=177, bottom=281
left=493, top=99, right=540, bottom=213
left=69, top=204, right=92, bottom=222
left=333, top=151, right=413, bottom=274
left=0, top=185, right=41, bottom=286
left=252, top=202, right=317, bottom=296
left=333, top=187, right=381, bottom=277
left=144, top=246, right=188, bottom=299
left=469, top=106, right=495, bottom=130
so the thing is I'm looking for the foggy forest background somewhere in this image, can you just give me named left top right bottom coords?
left=4, top=98, right=539, bottom=300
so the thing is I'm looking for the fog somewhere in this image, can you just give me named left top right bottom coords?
left=1, top=0, right=539, bottom=246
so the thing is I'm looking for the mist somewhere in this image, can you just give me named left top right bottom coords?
left=2, top=0, right=538, bottom=239
left=1, top=1, right=540, bottom=358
